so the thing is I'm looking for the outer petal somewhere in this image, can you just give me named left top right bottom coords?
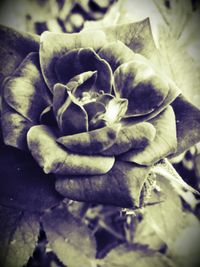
left=40, top=18, right=158, bottom=92
left=98, top=41, right=135, bottom=72
left=40, top=30, right=107, bottom=91
left=114, top=57, right=172, bottom=117
left=55, top=48, right=112, bottom=93
left=3, top=52, right=52, bottom=123
left=171, top=95, right=200, bottom=156
left=88, top=18, right=159, bottom=64
left=121, top=106, right=177, bottom=166
left=27, top=125, right=115, bottom=175
left=1, top=103, right=34, bottom=150
left=57, top=124, right=120, bottom=155
left=121, top=78, right=180, bottom=124
left=55, top=161, right=151, bottom=208
left=102, top=122, right=156, bottom=156
left=0, top=25, right=39, bottom=93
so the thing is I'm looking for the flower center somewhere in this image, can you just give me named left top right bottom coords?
left=103, top=98, right=128, bottom=125
left=89, top=96, right=128, bottom=129
left=78, top=92, right=98, bottom=105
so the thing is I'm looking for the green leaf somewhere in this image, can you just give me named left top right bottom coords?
left=143, top=3, right=200, bottom=107
left=153, top=158, right=199, bottom=198
left=151, top=160, right=200, bottom=266
left=42, top=204, right=96, bottom=267
left=0, top=205, right=40, bottom=267
left=128, top=164, right=184, bottom=252
left=170, top=213, right=200, bottom=267
left=153, top=0, right=193, bottom=38
left=0, top=24, right=39, bottom=93
left=142, top=169, right=187, bottom=250
left=98, top=244, right=174, bottom=267
left=156, top=17, right=200, bottom=109
left=133, top=210, right=166, bottom=251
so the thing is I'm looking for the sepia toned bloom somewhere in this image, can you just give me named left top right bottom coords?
left=1, top=19, right=200, bottom=207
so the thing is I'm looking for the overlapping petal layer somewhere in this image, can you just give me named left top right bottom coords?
left=56, top=161, right=151, bottom=208
left=114, top=56, right=180, bottom=117
left=1, top=103, right=34, bottom=150
left=40, top=30, right=107, bottom=91
left=57, top=124, right=120, bottom=154
left=55, top=48, right=112, bottom=93
left=57, top=90, right=89, bottom=135
left=57, top=122, right=156, bottom=157
left=102, top=122, right=156, bottom=156
left=27, top=125, right=115, bottom=175
left=0, top=25, right=39, bottom=92
left=98, top=41, right=134, bottom=72
left=121, top=106, right=177, bottom=165
left=3, top=53, right=51, bottom=123
left=1, top=52, right=52, bottom=150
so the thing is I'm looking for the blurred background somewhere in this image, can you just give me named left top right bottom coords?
left=0, top=0, right=200, bottom=191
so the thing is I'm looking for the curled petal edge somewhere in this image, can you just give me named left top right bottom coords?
left=27, top=125, right=115, bottom=176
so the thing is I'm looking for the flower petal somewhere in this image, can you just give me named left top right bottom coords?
left=114, top=58, right=170, bottom=117
left=171, top=95, right=200, bottom=156
left=1, top=103, right=34, bottom=150
left=55, top=48, right=112, bottom=93
left=53, top=83, right=68, bottom=115
left=57, top=90, right=88, bottom=135
left=0, top=25, right=39, bottom=92
left=98, top=41, right=134, bottom=71
left=55, top=161, right=151, bottom=208
left=27, top=125, right=114, bottom=175
left=3, top=52, right=52, bottom=123
left=83, top=101, right=106, bottom=121
left=121, top=78, right=180, bottom=124
left=39, top=106, right=57, bottom=127
left=57, top=124, right=120, bottom=155
left=40, top=18, right=158, bottom=92
left=40, top=30, right=107, bottom=91
left=66, top=71, right=97, bottom=97
left=120, top=106, right=177, bottom=166
left=102, top=122, right=156, bottom=156
left=83, top=101, right=106, bottom=130
left=93, top=18, right=158, bottom=63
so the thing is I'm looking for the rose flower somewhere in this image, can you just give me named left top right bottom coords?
left=1, top=20, right=200, bottom=207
